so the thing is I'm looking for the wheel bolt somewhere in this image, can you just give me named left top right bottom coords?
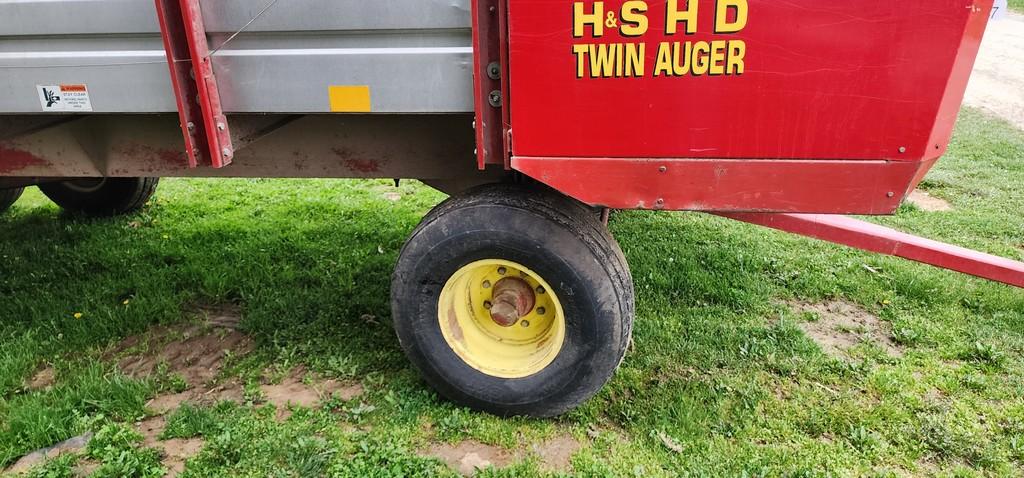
left=536, top=286, right=545, bottom=294
left=521, top=320, right=530, bottom=328
left=536, top=307, right=546, bottom=315
left=497, top=267, right=507, bottom=275
left=484, top=301, right=492, bottom=310
left=482, top=280, right=491, bottom=289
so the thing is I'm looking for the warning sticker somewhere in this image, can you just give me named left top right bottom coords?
left=37, top=84, right=93, bottom=112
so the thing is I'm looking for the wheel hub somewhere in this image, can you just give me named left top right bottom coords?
left=488, top=277, right=536, bottom=327
left=437, top=259, right=565, bottom=378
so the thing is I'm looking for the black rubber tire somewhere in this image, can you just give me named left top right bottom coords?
left=0, top=187, right=24, bottom=214
left=39, top=178, right=159, bottom=217
left=391, top=184, right=635, bottom=417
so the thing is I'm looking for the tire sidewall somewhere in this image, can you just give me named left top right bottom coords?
left=39, top=178, right=156, bottom=216
left=0, top=187, right=24, bottom=213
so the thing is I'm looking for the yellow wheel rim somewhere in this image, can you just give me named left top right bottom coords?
left=438, top=259, right=566, bottom=379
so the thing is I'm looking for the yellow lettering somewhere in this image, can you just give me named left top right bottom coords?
left=715, top=0, right=748, bottom=33
left=574, top=2, right=605, bottom=38
left=709, top=40, right=727, bottom=75
left=727, top=40, right=746, bottom=74
left=620, top=1, right=649, bottom=37
left=691, top=41, right=710, bottom=75
left=654, top=42, right=673, bottom=76
left=625, top=43, right=645, bottom=77
left=674, top=42, right=692, bottom=75
left=589, top=43, right=617, bottom=78
left=572, top=44, right=589, bottom=78
left=666, top=0, right=698, bottom=35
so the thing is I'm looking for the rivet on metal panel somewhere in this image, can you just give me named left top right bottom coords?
left=488, top=90, right=503, bottom=108
left=659, top=166, right=668, bottom=173
left=186, top=122, right=195, bottom=131
left=222, top=148, right=232, bottom=158
left=898, top=147, right=907, bottom=153
left=887, top=192, right=895, bottom=198
left=655, top=198, right=665, bottom=209
left=217, top=123, right=225, bottom=131
left=487, top=62, right=502, bottom=80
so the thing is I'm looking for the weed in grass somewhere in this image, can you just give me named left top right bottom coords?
left=86, top=423, right=164, bottom=478
left=20, top=453, right=79, bottom=478
left=960, top=341, right=1006, bottom=368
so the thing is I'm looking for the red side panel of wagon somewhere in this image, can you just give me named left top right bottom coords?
left=507, top=0, right=994, bottom=214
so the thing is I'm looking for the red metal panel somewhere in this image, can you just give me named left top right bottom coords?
left=513, top=156, right=923, bottom=214
left=154, top=0, right=233, bottom=169
left=719, top=213, right=1024, bottom=289
left=920, top=0, right=993, bottom=170
left=507, top=0, right=993, bottom=161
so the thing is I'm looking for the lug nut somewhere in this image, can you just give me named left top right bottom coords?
left=497, top=267, right=507, bottom=275
left=484, top=301, right=492, bottom=310
left=536, top=307, right=546, bottom=315
left=536, top=286, right=545, bottom=294
left=521, top=320, right=530, bottom=328
left=482, top=280, right=491, bottom=289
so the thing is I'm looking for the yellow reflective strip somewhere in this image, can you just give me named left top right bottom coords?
left=328, top=85, right=372, bottom=113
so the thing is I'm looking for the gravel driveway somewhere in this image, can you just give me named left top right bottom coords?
left=965, top=12, right=1024, bottom=130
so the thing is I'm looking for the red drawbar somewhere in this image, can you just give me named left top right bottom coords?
left=720, top=213, right=1024, bottom=289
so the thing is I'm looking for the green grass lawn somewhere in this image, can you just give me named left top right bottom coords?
left=1010, top=0, right=1023, bottom=13
left=2, top=107, right=1024, bottom=477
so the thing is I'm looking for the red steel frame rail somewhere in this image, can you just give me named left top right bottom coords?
left=154, top=0, right=233, bottom=169
left=471, top=0, right=512, bottom=170
left=719, top=213, right=1024, bottom=289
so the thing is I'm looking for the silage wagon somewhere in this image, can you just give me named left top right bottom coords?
left=1, top=0, right=1020, bottom=417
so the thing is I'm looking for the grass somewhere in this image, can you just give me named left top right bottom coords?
left=1010, top=0, right=1023, bottom=14
left=1, top=106, right=1024, bottom=477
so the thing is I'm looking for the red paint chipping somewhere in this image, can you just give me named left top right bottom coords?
left=0, top=144, right=49, bottom=174
left=115, top=144, right=189, bottom=170
left=332, top=148, right=381, bottom=173
left=158, top=149, right=188, bottom=166
left=343, top=159, right=381, bottom=173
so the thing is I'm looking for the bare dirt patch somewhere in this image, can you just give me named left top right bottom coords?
left=71, top=459, right=100, bottom=477
left=27, top=366, right=56, bottom=391
left=907, top=190, right=952, bottom=212
left=137, top=415, right=167, bottom=445
left=531, top=434, right=581, bottom=472
left=791, top=300, right=903, bottom=358
left=3, top=433, right=92, bottom=475
left=111, top=305, right=254, bottom=414
left=136, top=415, right=204, bottom=477
left=424, top=441, right=516, bottom=476
left=261, top=367, right=364, bottom=421
left=422, top=433, right=581, bottom=476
